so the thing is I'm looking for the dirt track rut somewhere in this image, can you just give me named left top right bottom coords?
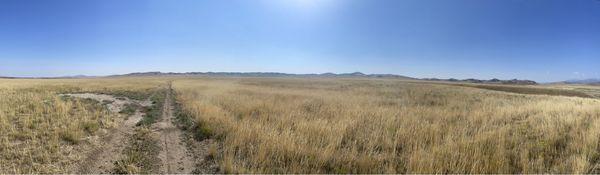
left=64, top=94, right=150, bottom=173
left=155, top=84, right=195, bottom=173
left=67, top=83, right=218, bottom=173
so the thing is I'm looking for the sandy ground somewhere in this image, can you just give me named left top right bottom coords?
left=75, top=110, right=143, bottom=173
left=61, top=93, right=150, bottom=113
left=62, top=93, right=152, bottom=173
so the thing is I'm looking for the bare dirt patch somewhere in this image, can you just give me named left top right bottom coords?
left=62, top=93, right=153, bottom=173
left=61, top=93, right=152, bottom=113
left=63, top=87, right=218, bottom=173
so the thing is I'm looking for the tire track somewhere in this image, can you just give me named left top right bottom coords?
left=155, top=82, right=195, bottom=173
left=66, top=94, right=152, bottom=173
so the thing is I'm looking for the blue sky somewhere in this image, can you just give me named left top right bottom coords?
left=0, top=0, right=598, bottom=82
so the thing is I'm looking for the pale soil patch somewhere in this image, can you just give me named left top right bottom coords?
left=62, top=93, right=153, bottom=173
left=63, top=89, right=218, bottom=173
left=61, top=93, right=151, bottom=113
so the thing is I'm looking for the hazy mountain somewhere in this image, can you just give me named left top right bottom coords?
left=422, top=78, right=538, bottom=85
left=1, top=72, right=543, bottom=86
left=563, top=79, right=600, bottom=85
left=113, top=71, right=415, bottom=79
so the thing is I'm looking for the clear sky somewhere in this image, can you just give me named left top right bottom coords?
left=0, top=0, right=598, bottom=82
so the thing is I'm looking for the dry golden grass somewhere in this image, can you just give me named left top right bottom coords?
left=0, top=78, right=166, bottom=173
left=3, top=77, right=600, bottom=173
left=173, top=77, right=600, bottom=173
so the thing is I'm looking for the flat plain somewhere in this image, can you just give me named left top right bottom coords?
left=2, top=77, right=600, bottom=173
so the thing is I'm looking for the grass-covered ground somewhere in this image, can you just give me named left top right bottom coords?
left=0, top=78, right=166, bottom=173
left=2, top=77, right=600, bottom=173
left=174, top=77, right=600, bottom=173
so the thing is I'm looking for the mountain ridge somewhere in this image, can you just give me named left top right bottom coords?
left=0, top=71, right=545, bottom=85
left=114, top=71, right=539, bottom=85
left=422, top=78, right=538, bottom=85
left=3, top=71, right=571, bottom=86
left=111, top=71, right=415, bottom=79
left=563, top=78, right=600, bottom=85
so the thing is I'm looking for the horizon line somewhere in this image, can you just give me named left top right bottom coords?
left=0, top=71, right=573, bottom=83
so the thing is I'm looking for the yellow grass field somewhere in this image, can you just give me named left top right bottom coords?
left=2, top=77, right=600, bottom=173
left=173, top=77, right=600, bottom=173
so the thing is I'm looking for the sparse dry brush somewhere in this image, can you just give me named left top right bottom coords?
left=174, top=77, right=600, bottom=173
left=0, top=78, right=164, bottom=173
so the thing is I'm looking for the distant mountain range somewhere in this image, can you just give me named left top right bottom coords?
left=563, top=79, right=600, bottom=85
left=115, top=71, right=540, bottom=85
left=15, top=71, right=600, bottom=86
left=112, top=71, right=415, bottom=79
left=422, top=78, right=538, bottom=85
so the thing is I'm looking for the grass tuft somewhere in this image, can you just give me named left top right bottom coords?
left=136, top=90, right=166, bottom=126
left=113, top=127, right=160, bottom=174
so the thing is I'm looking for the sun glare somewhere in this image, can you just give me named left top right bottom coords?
left=265, top=0, right=337, bottom=15
left=288, top=0, right=322, bottom=9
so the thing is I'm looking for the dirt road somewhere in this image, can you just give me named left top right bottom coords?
left=66, top=83, right=218, bottom=173
left=157, top=83, right=219, bottom=173
left=155, top=84, right=195, bottom=173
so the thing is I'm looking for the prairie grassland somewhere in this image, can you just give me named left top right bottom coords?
left=550, top=84, right=600, bottom=98
left=459, top=83, right=593, bottom=98
left=0, top=78, right=166, bottom=173
left=173, top=77, right=600, bottom=173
